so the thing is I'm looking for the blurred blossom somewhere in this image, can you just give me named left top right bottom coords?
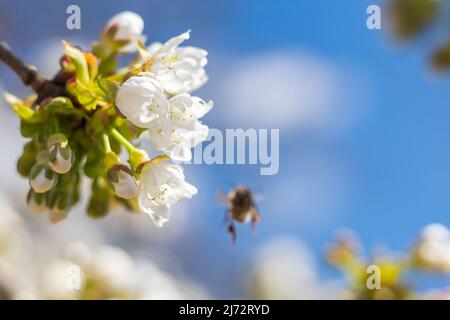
left=0, top=196, right=37, bottom=299
left=0, top=192, right=207, bottom=299
left=422, top=287, right=450, bottom=300
left=41, top=242, right=209, bottom=300
left=135, top=260, right=209, bottom=299
left=0, top=260, right=37, bottom=299
left=213, top=51, right=370, bottom=135
left=42, top=244, right=136, bottom=299
left=411, top=223, right=450, bottom=273
left=247, top=236, right=343, bottom=299
left=41, top=259, right=83, bottom=300
left=0, top=196, right=32, bottom=261
left=100, top=203, right=191, bottom=244
left=326, top=228, right=361, bottom=267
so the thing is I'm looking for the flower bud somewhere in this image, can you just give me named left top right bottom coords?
left=108, top=164, right=138, bottom=199
left=26, top=189, right=46, bottom=213
left=104, top=11, right=144, bottom=53
left=47, top=134, right=74, bottom=174
left=29, top=164, right=57, bottom=193
left=88, top=177, right=111, bottom=219
left=49, top=209, right=69, bottom=224
left=46, top=191, right=70, bottom=224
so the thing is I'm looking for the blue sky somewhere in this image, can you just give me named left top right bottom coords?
left=1, top=0, right=450, bottom=297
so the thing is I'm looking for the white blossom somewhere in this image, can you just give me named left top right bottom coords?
left=115, top=75, right=169, bottom=128
left=147, top=94, right=213, bottom=161
left=137, top=161, right=197, bottom=227
left=413, top=223, right=450, bottom=272
left=145, top=31, right=208, bottom=94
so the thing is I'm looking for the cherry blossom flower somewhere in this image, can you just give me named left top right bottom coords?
left=145, top=31, right=208, bottom=94
left=115, top=75, right=169, bottom=128
left=147, top=94, right=213, bottom=161
left=137, top=161, right=197, bottom=227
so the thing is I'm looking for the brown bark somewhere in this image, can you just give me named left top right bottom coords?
left=0, top=41, right=78, bottom=106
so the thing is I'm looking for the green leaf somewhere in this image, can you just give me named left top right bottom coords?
left=97, top=78, right=119, bottom=103
left=98, top=57, right=118, bottom=76
left=44, top=97, right=85, bottom=118
left=88, top=110, right=110, bottom=135
left=66, top=79, right=99, bottom=111
left=431, top=41, right=450, bottom=71
left=84, top=149, right=106, bottom=178
left=17, top=141, right=38, bottom=177
left=63, top=41, right=90, bottom=84
left=20, top=120, right=42, bottom=138
left=389, top=0, right=440, bottom=40
left=4, top=92, right=35, bottom=121
left=87, top=177, right=112, bottom=219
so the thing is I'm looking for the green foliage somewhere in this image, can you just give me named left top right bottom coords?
left=388, top=0, right=450, bottom=71
left=388, top=0, right=440, bottom=40
left=327, top=228, right=450, bottom=300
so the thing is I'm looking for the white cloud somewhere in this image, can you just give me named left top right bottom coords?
left=247, top=236, right=343, bottom=299
left=213, top=51, right=371, bottom=135
left=263, top=152, right=352, bottom=228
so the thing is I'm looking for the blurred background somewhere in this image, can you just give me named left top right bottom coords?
left=1, top=0, right=450, bottom=299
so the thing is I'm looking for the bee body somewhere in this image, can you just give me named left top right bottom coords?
left=222, top=186, right=261, bottom=243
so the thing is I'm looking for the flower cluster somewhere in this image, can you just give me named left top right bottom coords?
left=4, top=11, right=212, bottom=226
left=326, top=224, right=450, bottom=300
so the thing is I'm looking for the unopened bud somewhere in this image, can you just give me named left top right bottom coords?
left=29, top=164, right=57, bottom=193
left=46, top=191, right=70, bottom=224
left=88, top=177, right=111, bottom=219
left=104, top=11, right=144, bottom=44
left=47, top=134, right=74, bottom=174
left=49, top=209, right=69, bottom=224
left=107, top=164, right=137, bottom=199
left=26, top=189, right=46, bottom=213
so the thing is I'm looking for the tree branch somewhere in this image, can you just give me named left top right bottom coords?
left=0, top=41, right=78, bottom=107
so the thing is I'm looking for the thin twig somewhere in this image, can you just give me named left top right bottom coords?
left=0, top=41, right=78, bottom=107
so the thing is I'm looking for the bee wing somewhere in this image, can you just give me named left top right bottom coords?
left=221, top=209, right=231, bottom=226
left=251, top=206, right=262, bottom=234
left=253, top=193, right=264, bottom=202
left=217, top=190, right=229, bottom=204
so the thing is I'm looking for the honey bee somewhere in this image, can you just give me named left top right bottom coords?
left=221, top=186, right=261, bottom=244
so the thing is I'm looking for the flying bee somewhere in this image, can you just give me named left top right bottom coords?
left=221, top=186, right=261, bottom=244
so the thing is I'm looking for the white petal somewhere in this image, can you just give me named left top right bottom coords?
left=154, top=30, right=191, bottom=57
left=190, top=97, right=213, bottom=118
left=115, top=76, right=169, bottom=128
left=106, top=11, right=144, bottom=41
